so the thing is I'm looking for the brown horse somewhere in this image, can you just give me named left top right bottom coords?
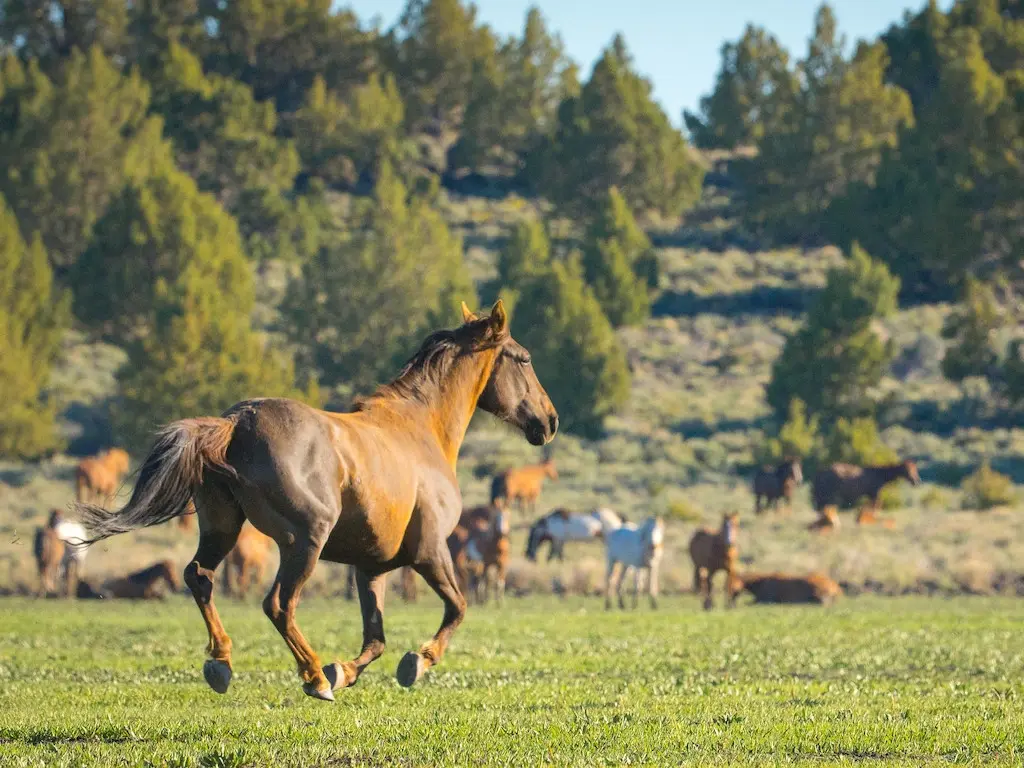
left=490, top=458, right=557, bottom=514
left=33, top=512, right=65, bottom=597
left=77, top=301, right=557, bottom=701
left=76, top=448, right=131, bottom=505
left=446, top=505, right=493, bottom=594
left=102, top=560, right=182, bottom=599
left=465, top=507, right=510, bottom=605
left=753, top=458, right=803, bottom=515
left=737, top=572, right=842, bottom=605
left=812, top=460, right=920, bottom=524
left=224, top=524, right=275, bottom=599
left=688, top=513, right=741, bottom=611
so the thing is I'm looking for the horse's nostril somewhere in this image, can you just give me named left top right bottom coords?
left=549, top=414, right=559, bottom=434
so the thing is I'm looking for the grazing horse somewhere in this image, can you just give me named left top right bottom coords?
left=737, top=572, right=842, bottom=606
left=490, top=458, right=557, bottom=514
left=76, top=300, right=557, bottom=702
left=812, top=460, right=920, bottom=524
left=604, top=517, right=664, bottom=610
left=34, top=510, right=89, bottom=597
left=807, top=506, right=840, bottom=533
left=76, top=448, right=131, bottom=505
left=524, top=507, right=623, bottom=562
left=465, top=507, right=510, bottom=604
left=224, top=524, right=275, bottom=599
left=689, top=513, right=740, bottom=611
left=102, top=560, right=182, bottom=600
left=753, top=458, right=803, bottom=515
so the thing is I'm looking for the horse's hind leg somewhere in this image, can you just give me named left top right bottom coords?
left=699, top=567, right=713, bottom=611
left=184, top=483, right=244, bottom=695
left=605, top=560, right=622, bottom=611
left=323, top=569, right=387, bottom=691
left=397, top=549, right=467, bottom=688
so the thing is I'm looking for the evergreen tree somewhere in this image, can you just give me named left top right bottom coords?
left=527, top=36, right=704, bottom=218
left=684, top=25, right=796, bottom=149
left=494, top=217, right=552, bottom=310
left=73, top=139, right=253, bottom=340
left=0, top=0, right=128, bottom=66
left=282, top=164, right=474, bottom=392
left=510, top=257, right=631, bottom=439
left=758, top=398, right=820, bottom=464
left=0, top=47, right=153, bottom=271
left=766, top=244, right=900, bottom=423
left=0, top=194, right=70, bottom=459
left=941, top=278, right=1004, bottom=382
left=115, top=262, right=302, bottom=449
left=819, top=416, right=897, bottom=466
left=580, top=187, right=657, bottom=326
left=290, top=73, right=408, bottom=189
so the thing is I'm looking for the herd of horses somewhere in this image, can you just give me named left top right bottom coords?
left=24, top=301, right=920, bottom=702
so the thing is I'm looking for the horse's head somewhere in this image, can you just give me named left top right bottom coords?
left=722, top=512, right=739, bottom=546
left=902, top=460, right=921, bottom=486
left=524, top=517, right=551, bottom=561
left=464, top=300, right=558, bottom=447
left=543, top=458, right=559, bottom=480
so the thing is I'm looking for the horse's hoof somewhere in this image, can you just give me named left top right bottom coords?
left=202, top=659, right=232, bottom=694
left=323, top=662, right=357, bottom=691
left=396, top=652, right=426, bottom=688
left=302, top=681, right=335, bottom=702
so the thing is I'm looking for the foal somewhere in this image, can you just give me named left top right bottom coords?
left=688, top=513, right=740, bottom=610
left=77, top=301, right=557, bottom=702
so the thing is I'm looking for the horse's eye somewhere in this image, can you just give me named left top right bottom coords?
left=518, top=356, right=531, bottom=367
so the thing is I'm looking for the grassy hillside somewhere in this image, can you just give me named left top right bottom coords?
left=1, top=168, right=1022, bottom=596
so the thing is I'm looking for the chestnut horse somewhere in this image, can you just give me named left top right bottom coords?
left=688, top=513, right=740, bottom=611
left=33, top=515, right=65, bottom=597
left=446, top=505, right=493, bottom=594
left=77, top=301, right=557, bottom=701
left=490, top=458, right=557, bottom=514
left=76, top=448, right=131, bottom=505
left=224, top=524, right=275, bottom=599
left=102, top=560, right=182, bottom=599
left=465, top=507, right=510, bottom=605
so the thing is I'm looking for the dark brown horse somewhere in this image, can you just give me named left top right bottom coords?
left=737, top=572, right=842, bottom=605
left=490, top=458, right=557, bottom=514
left=812, top=460, right=920, bottom=524
left=446, top=505, right=493, bottom=595
left=33, top=512, right=65, bottom=597
left=753, top=458, right=802, bottom=515
left=77, top=301, right=557, bottom=702
left=101, top=560, right=182, bottom=599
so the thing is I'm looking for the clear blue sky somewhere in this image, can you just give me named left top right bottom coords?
left=341, top=0, right=947, bottom=124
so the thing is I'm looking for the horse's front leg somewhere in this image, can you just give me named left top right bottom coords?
left=324, top=569, right=387, bottom=691
left=397, top=547, right=467, bottom=687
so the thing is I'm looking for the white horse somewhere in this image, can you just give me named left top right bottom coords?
left=604, top=516, right=664, bottom=610
left=524, top=507, right=624, bottom=562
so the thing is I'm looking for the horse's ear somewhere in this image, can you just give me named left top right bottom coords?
left=489, top=299, right=508, bottom=335
left=461, top=301, right=477, bottom=323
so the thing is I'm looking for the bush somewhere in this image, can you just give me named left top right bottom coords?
left=960, top=462, right=1017, bottom=511
left=819, top=416, right=898, bottom=467
left=665, top=498, right=703, bottom=524
left=757, top=398, right=819, bottom=464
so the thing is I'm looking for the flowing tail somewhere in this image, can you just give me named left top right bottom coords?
left=75, top=417, right=238, bottom=543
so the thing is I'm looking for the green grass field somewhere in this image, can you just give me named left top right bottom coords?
left=1, top=595, right=1021, bottom=767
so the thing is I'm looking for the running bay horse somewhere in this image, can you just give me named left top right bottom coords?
left=76, top=301, right=558, bottom=702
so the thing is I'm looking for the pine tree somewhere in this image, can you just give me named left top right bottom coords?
left=73, top=139, right=253, bottom=340
left=758, top=398, right=820, bottom=464
left=527, top=36, right=704, bottom=219
left=282, top=164, right=475, bottom=392
left=941, top=278, right=1004, bottom=382
left=0, top=0, right=128, bottom=66
left=511, top=257, right=631, bottom=439
left=684, top=25, right=796, bottom=149
left=115, top=263, right=302, bottom=449
left=819, top=416, right=897, bottom=466
left=290, top=73, right=408, bottom=189
left=494, top=218, right=552, bottom=311
left=580, top=187, right=657, bottom=326
left=0, top=48, right=153, bottom=270
left=766, top=244, right=900, bottom=423
left=0, top=194, right=70, bottom=459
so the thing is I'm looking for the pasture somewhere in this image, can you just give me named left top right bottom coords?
left=1, top=596, right=1021, bottom=766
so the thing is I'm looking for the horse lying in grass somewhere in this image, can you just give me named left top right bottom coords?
left=604, top=517, right=664, bottom=610
left=688, top=513, right=740, bottom=611
left=490, top=458, right=557, bottom=514
left=753, top=458, right=803, bottom=516
left=101, top=560, right=182, bottom=599
left=736, top=572, right=842, bottom=605
left=812, top=460, right=920, bottom=524
left=524, top=507, right=623, bottom=562
left=76, top=448, right=131, bottom=506
left=76, top=300, right=558, bottom=702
